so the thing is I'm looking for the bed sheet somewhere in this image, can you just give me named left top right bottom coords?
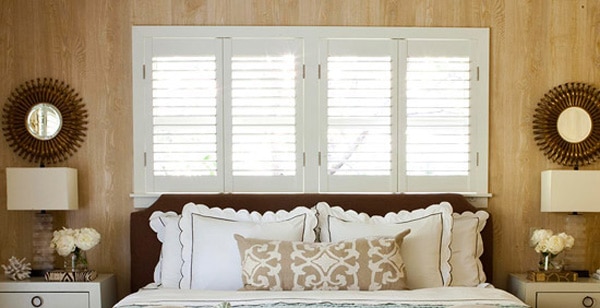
left=114, top=284, right=528, bottom=308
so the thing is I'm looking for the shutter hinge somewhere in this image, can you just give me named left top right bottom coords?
left=302, top=152, right=306, bottom=167
left=318, top=64, right=321, bottom=79
left=476, top=152, right=480, bottom=167
left=302, top=64, right=306, bottom=79
left=143, top=64, right=146, bottom=79
left=476, top=66, right=480, bottom=81
left=318, top=151, right=322, bottom=166
left=144, top=152, right=147, bottom=167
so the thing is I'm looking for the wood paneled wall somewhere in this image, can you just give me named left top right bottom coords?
left=1, top=0, right=599, bottom=299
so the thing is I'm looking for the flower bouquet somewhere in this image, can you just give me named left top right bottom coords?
left=530, top=228, right=574, bottom=271
left=50, top=227, right=101, bottom=271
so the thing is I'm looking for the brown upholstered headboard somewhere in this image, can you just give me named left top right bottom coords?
left=130, top=193, right=492, bottom=292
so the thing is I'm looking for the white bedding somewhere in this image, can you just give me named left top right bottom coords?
left=114, top=284, right=528, bottom=308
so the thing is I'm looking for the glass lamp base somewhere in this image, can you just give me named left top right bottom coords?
left=564, top=213, right=587, bottom=273
left=32, top=212, right=55, bottom=274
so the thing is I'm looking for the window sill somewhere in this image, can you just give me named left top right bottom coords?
left=130, top=192, right=492, bottom=209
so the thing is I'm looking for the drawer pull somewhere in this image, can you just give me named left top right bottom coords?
left=31, top=295, right=43, bottom=307
left=583, top=296, right=595, bottom=308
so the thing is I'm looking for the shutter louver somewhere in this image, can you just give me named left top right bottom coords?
left=406, top=57, right=471, bottom=176
left=231, top=55, right=298, bottom=176
left=326, top=56, right=393, bottom=176
left=152, top=56, right=218, bottom=177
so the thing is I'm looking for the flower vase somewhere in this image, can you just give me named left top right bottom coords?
left=539, top=253, right=554, bottom=271
left=65, top=249, right=88, bottom=272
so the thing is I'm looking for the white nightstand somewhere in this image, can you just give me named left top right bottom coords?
left=0, top=273, right=116, bottom=308
left=508, top=273, right=600, bottom=308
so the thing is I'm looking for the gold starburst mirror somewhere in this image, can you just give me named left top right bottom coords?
left=533, top=82, right=600, bottom=167
left=2, top=78, right=88, bottom=165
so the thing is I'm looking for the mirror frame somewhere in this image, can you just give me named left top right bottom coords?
left=533, top=82, right=600, bottom=167
left=2, top=78, right=88, bottom=165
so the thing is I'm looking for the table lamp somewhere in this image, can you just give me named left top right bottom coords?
left=6, top=167, right=78, bottom=276
left=541, top=169, right=600, bottom=276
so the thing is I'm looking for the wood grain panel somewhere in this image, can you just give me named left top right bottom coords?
left=1, top=0, right=600, bottom=299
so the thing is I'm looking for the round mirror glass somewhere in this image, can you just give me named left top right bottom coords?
left=557, top=106, right=592, bottom=143
left=26, top=103, right=62, bottom=140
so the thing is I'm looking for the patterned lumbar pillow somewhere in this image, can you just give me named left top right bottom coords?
left=234, top=229, right=410, bottom=291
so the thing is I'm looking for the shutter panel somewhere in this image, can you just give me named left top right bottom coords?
left=228, top=39, right=304, bottom=191
left=152, top=57, right=218, bottom=176
left=321, top=40, right=397, bottom=192
left=404, top=40, right=473, bottom=191
left=148, top=38, right=223, bottom=191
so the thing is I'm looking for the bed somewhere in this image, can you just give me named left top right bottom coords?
left=117, top=193, right=527, bottom=308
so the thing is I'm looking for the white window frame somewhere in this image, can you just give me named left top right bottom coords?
left=132, top=26, right=489, bottom=208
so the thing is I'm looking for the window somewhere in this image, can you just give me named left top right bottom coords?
left=132, top=26, right=489, bottom=204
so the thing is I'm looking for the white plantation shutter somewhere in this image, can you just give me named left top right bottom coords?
left=403, top=40, right=482, bottom=192
left=320, top=40, right=397, bottom=192
left=132, top=27, right=489, bottom=201
left=146, top=38, right=223, bottom=192
left=227, top=39, right=304, bottom=191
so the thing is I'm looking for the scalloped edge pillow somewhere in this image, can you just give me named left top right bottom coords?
left=450, top=210, right=489, bottom=286
left=179, top=203, right=318, bottom=290
left=316, top=201, right=453, bottom=289
left=149, top=211, right=182, bottom=288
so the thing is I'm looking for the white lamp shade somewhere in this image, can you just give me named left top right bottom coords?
left=6, top=167, right=78, bottom=211
left=541, top=170, right=600, bottom=212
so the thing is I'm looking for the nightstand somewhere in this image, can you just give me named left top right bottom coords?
left=508, top=273, right=600, bottom=308
left=0, top=273, right=116, bottom=308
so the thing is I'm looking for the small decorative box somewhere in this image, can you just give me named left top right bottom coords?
left=527, top=270, right=578, bottom=282
left=44, top=269, right=98, bottom=282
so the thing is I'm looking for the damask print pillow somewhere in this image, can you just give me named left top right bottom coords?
left=234, top=230, right=410, bottom=291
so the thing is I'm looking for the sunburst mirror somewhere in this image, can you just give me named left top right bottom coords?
left=2, top=78, right=88, bottom=165
left=533, top=82, right=600, bottom=167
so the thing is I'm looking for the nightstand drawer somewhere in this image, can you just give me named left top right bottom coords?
left=537, top=292, right=600, bottom=308
left=0, top=274, right=116, bottom=308
left=509, top=274, right=600, bottom=308
left=0, top=292, right=89, bottom=308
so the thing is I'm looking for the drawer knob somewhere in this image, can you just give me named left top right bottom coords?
left=583, top=296, right=595, bottom=308
left=31, top=295, right=43, bottom=307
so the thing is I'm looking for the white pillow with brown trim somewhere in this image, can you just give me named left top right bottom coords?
left=234, top=230, right=410, bottom=291
left=450, top=210, right=489, bottom=286
left=179, top=203, right=318, bottom=290
left=316, top=201, right=453, bottom=289
left=149, top=211, right=182, bottom=288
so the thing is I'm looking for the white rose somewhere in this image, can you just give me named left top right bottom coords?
left=530, top=229, right=553, bottom=247
left=558, top=232, right=575, bottom=249
left=545, top=235, right=566, bottom=255
left=75, top=228, right=101, bottom=251
left=50, top=228, right=76, bottom=257
left=534, top=238, right=549, bottom=254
